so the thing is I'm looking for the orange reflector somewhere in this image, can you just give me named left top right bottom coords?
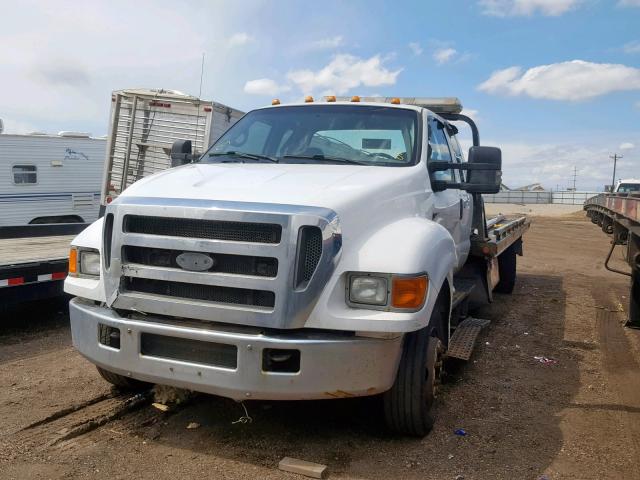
left=391, top=275, right=428, bottom=309
left=391, top=97, right=401, bottom=104
left=351, top=95, right=360, bottom=102
left=272, top=98, right=281, bottom=105
left=304, top=95, right=314, bottom=103
left=325, top=95, right=336, bottom=102
left=68, top=248, right=78, bottom=275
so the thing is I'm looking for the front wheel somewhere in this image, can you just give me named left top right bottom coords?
left=96, top=366, right=151, bottom=391
left=383, top=317, right=445, bottom=436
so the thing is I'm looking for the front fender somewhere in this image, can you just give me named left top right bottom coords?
left=64, top=217, right=106, bottom=302
left=306, top=217, right=457, bottom=333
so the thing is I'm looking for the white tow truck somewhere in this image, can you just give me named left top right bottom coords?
left=65, top=96, right=529, bottom=436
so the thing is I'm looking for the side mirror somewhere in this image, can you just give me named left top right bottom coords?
left=170, top=140, right=194, bottom=168
left=465, top=146, right=502, bottom=194
left=428, top=146, right=502, bottom=194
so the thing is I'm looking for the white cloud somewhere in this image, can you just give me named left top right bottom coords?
left=465, top=140, right=630, bottom=191
left=286, top=54, right=402, bottom=95
left=623, top=41, right=640, bottom=54
left=227, top=32, right=253, bottom=47
left=309, top=36, right=344, bottom=50
left=618, top=0, right=640, bottom=6
left=408, top=42, right=423, bottom=56
left=479, top=0, right=582, bottom=16
left=478, top=60, right=640, bottom=101
left=433, top=47, right=457, bottom=65
left=243, top=78, right=289, bottom=96
left=620, top=142, right=635, bottom=150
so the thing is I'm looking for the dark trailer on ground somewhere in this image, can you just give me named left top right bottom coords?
left=0, top=224, right=86, bottom=306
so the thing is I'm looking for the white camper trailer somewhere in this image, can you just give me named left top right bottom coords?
left=0, top=132, right=106, bottom=226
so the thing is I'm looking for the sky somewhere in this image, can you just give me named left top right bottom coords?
left=1, top=0, right=639, bottom=191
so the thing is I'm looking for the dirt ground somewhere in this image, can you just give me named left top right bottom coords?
left=1, top=213, right=639, bottom=480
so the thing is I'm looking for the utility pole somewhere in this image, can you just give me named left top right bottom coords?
left=610, top=153, right=623, bottom=192
left=572, top=166, right=577, bottom=191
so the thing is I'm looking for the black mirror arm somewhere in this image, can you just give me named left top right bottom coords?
left=428, top=161, right=501, bottom=173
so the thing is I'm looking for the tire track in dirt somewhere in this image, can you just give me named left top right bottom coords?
left=1, top=391, right=152, bottom=460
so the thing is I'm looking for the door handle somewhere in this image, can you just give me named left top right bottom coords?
left=459, top=198, right=464, bottom=219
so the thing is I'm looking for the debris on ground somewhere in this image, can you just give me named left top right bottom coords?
left=533, top=356, right=558, bottom=365
left=151, top=402, right=170, bottom=412
left=152, top=385, right=193, bottom=405
left=186, top=422, right=200, bottom=430
left=454, top=428, right=467, bottom=436
left=278, top=457, right=328, bottom=479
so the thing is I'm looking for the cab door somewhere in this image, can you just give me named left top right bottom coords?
left=427, top=117, right=461, bottom=262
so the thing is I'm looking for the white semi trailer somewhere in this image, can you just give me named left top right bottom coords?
left=66, top=96, right=529, bottom=436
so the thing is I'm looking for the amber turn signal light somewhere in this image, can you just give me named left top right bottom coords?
left=391, top=275, right=428, bottom=309
left=68, top=248, right=78, bottom=276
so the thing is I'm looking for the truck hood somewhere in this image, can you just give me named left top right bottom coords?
left=119, top=162, right=427, bottom=216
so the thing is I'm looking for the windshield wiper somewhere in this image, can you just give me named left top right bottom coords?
left=208, top=151, right=279, bottom=163
left=281, top=154, right=367, bottom=165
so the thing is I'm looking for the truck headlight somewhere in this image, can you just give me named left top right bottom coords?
left=346, top=272, right=428, bottom=311
left=69, top=247, right=100, bottom=277
left=348, top=274, right=389, bottom=306
left=80, top=251, right=101, bottom=276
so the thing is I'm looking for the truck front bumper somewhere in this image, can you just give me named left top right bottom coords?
left=70, top=298, right=403, bottom=401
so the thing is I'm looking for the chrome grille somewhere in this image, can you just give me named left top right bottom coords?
left=296, top=226, right=323, bottom=286
left=105, top=198, right=340, bottom=329
left=122, top=245, right=278, bottom=277
left=123, top=277, right=275, bottom=308
left=124, top=215, right=282, bottom=243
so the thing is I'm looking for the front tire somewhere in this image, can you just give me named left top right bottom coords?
left=383, top=309, right=446, bottom=436
left=96, top=366, right=151, bottom=391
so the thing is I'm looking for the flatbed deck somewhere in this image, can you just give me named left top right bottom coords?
left=0, top=235, right=74, bottom=267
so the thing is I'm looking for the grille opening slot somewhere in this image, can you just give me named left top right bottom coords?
left=295, top=226, right=323, bottom=288
left=103, top=213, right=114, bottom=269
left=140, top=333, right=237, bottom=369
left=122, top=245, right=278, bottom=277
left=262, top=348, right=301, bottom=373
left=98, top=323, right=120, bottom=349
left=122, top=277, right=275, bottom=308
left=123, top=215, right=282, bottom=244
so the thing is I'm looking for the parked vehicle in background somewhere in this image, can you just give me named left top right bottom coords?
left=614, top=178, right=640, bottom=193
left=66, top=96, right=529, bottom=437
left=0, top=132, right=105, bottom=226
left=101, top=88, right=244, bottom=210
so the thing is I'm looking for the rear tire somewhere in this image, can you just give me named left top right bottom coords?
left=96, top=366, right=151, bottom=391
left=494, top=243, right=517, bottom=294
left=383, top=306, right=446, bottom=436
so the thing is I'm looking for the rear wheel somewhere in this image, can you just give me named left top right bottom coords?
left=383, top=306, right=446, bottom=436
left=495, top=243, right=517, bottom=294
left=96, top=366, right=151, bottom=391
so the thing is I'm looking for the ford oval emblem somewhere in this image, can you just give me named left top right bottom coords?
left=176, top=252, right=214, bottom=272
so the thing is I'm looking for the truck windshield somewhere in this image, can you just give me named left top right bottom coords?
left=202, top=105, right=419, bottom=166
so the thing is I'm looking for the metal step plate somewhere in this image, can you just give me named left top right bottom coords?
left=447, top=317, right=491, bottom=361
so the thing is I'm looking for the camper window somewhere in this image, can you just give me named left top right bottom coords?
left=13, top=165, right=37, bottom=185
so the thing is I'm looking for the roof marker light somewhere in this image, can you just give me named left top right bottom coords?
left=351, top=95, right=361, bottom=102
left=391, top=97, right=401, bottom=104
left=325, top=95, right=336, bottom=102
left=304, top=95, right=314, bottom=103
left=272, top=98, right=281, bottom=105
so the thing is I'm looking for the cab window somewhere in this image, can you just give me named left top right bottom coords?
left=428, top=118, right=454, bottom=182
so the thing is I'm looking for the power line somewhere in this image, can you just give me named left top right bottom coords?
left=610, top=153, right=623, bottom=191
